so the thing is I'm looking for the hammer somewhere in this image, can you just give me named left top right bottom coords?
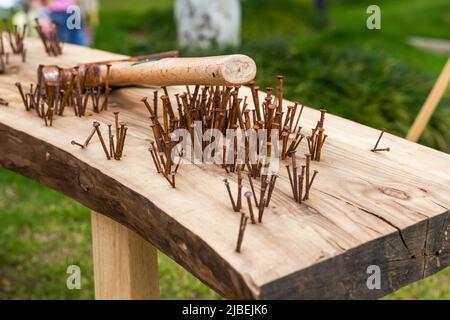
left=39, top=51, right=257, bottom=89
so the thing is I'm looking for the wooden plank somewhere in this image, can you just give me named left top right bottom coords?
left=0, top=38, right=449, bottom=299
left=406, top=56, right=450, bottom=142
left=91, top=211, right=160, bottom=300
left=408, top=37, right=450, bottom=55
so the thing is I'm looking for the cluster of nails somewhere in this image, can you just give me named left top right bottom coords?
left=305, top=109, right=327, bottom=161
left=286, top=154, right=318, bottom=204
left=138, top=76, right=328, bottom=253
left=143, top=89, right=182, bottom=188
left=16, top=82, right=57, bottom=126
left=224, top=171, right=278, bottom=253
left=34, top=18, right=63, bottom=56
left=15, top=63, right=112, bottom=126
left=282, top=109, right=327, bottom=203
left=71, top=114, right=128, bottom=161
left=143, top=76, right=327, bottom=187
left=148, top=140, right=181, bottom=188
left=1, top=19, right=27, bottom=73
left=224, top=172, right=277, bottom=221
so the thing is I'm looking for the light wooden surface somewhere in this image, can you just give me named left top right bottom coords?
left=91, top=211, right=160, bottom=300
left=407, top=56, right=450, bottom=142
left=0, top=39, right=449, bottom=299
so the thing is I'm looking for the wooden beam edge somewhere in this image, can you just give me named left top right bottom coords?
left=259, top=209, right=450, bottom=299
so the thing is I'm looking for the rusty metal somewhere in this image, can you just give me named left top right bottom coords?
left=304, top=170, right=319, bottom=201
left=236, top=213, right=249, bottom=253
left=223, top=179, right=237, bottom=212
left=371, top=129, right=389, bottom=152
left=244, top=191, right=256, bottom=224
left=304, top=154, right=311, bottom=200
left=93, top=122, right=111, bottom=160
left=71, top=140, right=85, bottom=148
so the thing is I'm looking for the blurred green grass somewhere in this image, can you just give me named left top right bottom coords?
left=0, top=0, right=449, bottom=299
left=0, top=170, right=220, bottom=299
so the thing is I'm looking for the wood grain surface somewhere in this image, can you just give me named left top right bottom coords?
left=0, top=38, right=449, bottom=299
left=91, top=211, right=160, bottom=300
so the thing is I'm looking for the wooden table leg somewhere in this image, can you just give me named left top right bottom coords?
left=91, top=211, right=160, bottom=300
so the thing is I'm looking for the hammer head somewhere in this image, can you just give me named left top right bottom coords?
left=39, top=63, right=102, bottom=90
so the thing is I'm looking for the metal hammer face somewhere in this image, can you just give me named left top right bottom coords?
left=39, top=64, right=102, bottom=90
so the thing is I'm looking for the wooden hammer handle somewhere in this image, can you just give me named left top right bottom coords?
left=101, top=54, right=257, bottom=87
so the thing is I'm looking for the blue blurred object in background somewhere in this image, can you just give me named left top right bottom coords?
left=49, top=10, right=89, bottom=46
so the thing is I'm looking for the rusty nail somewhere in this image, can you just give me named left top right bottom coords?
left=371, top=128, right=386, bottom=152
left=118, top=126, right=128, bottom=159
left=298, top=165, right=305, bottom=204
left=41, top=102, right=48, bottom=126
left=236, top=171, right=243, bottom=211
left=319, top=109, right=327, bottom=128
left=304, top=170, right=319, bottom=201
left=150, top=141, right=162, bottom=170
left=47, top=107, right=54, bottom=126
left=304, top=154, right=311, bottom=200
left=108, top=124, right=114, bottom=158
left=265, top=174, right=278, bottom=207
left=71, top=140, right=84, bottom=148
left=141, top=97, right=155, bottom=117
left=224, top=179, right=238, bottom=212
left=114, top=111, right=120, bottom=150
left=15, top=82, right=28, bottom=110
left=258, top=179, right=268, bottom=223
left=286, top=165, right=295, bottom=200
left=236, top=212, right=249, bottom=253
left=170, top=171, right=176, bottom=188
left=149, top=147, right=161, bottom=173
left=94, top=122, right=111, bottom=160
left=244, top=191, right=256, bottom=224
left=372, top=148, right=390, bottom=152
left=83, top=125, right=97, bottom=147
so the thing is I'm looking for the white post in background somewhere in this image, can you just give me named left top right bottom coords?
left=175, top=0, right=241, bottom=50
